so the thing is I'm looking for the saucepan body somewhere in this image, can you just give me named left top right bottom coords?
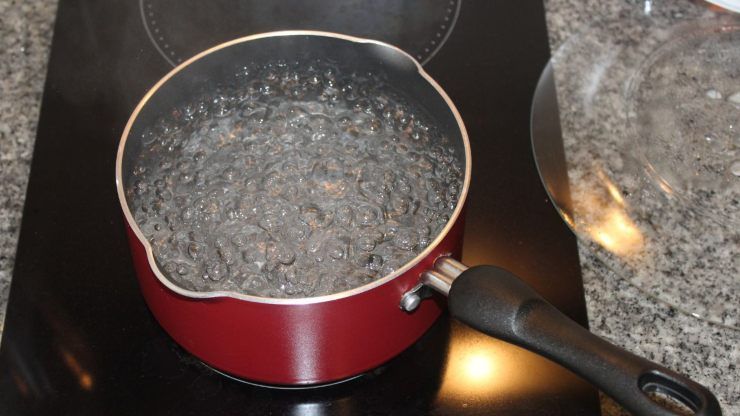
left=115, top=31, right=471, bottom=386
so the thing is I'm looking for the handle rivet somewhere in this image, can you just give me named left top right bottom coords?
left=400, top=292, right=422, bottom=312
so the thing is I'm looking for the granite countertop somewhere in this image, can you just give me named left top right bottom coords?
left=544, top=1, right=739, bottom=414
left=0, top=0, right=58, bottom=330
left=0, top=1, right=737, bottom=415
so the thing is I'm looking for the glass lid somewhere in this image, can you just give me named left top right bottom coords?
left=532, top=10, right=740, bottom=329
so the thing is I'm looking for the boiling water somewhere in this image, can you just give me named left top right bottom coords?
left=127, top=61, right=463, bottom=298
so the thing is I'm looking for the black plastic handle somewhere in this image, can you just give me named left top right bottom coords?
left=447, top=265, right=722, bottom=416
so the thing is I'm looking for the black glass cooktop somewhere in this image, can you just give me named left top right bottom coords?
left=0, top=1, right=600, bottom=414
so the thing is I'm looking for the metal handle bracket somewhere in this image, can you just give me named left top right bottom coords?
left=399, top=256, right=468, bottom=312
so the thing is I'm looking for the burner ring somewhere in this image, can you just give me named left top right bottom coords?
left=140, top=0, right=460, bottom=67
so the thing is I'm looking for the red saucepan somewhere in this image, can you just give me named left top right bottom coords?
left=115, top=31, right=721, bottom=416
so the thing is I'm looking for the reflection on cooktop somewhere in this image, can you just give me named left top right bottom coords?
left=140, top=0, right=461, bottom=67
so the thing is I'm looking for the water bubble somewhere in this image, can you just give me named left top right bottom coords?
left=393, top=228, right=419, bottom=251
left=213, top=102, right=232, bottom=118
left=181, top=207, right=197, bottom=223
left=427, top=184, right=445, bottom=206
left=176, top=263, right=190, bottom=276
left=156, top=188, right=172, bottom=201
left=366, top=118, right=383, bottom=134
left=193, top=151, right=207, bottom=162
left=356, top=204, right=381, bottom=226
left=205, top=261, right=227, bottom=281
left=176, top=160, right=191, bottom=171
left=163, top=262, right=177, bottom=275
left=299, top=204, right=333, bottom=229
left=335, top=205, right=354, bottom=228
left=222, top=167, right=237, bottom=182
left=308, top=114, right=331, bottom=131
left=327, top=242, right=346, bottom=260
left=241, top=245, right=263, bottom=264
left=360, top=253, right=383, bottom=272
left=266, top=242, right=296, bottom=265
left=218, top=247, right=236, bottom=264
left=388, top=194, right=411, bottom=217
left=438, top=214, right=450, bottom=226
left=262, top=171, right=286, bottom=196
left=287, top=105, right=310, bottom=127
left=133, top=180, right=148, bottom=195
left=337, top=116, right=353, bottom=129
left=194, top=197, right=220, bottom=214
left=179, top=172, right=193, bottom=183
left=359, top=180, right=389, bottom=205
left=354, top=235, right=376, bottom=252
left=258, top=213, right=283, bottom=233
left=163, top=210, right=179, bottom=225
left=231, top=233, right=249, bottom=247
left=241, top=274, right=267, bottom=295
left=380, top=221, right=401, bottom=242
left=380, top=260, right=402, bottom=278
left=187, top=242, right=203, bottom=260
left=133, top=165, right=147, bottom=176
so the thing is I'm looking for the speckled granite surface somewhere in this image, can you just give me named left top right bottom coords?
left=0, top=1, right=736, bottom=415
left=0, top=0, right=57, bottom=333
left=544, top=0, right=739, bottom=415
left=545, top=0, right=739, bottom=329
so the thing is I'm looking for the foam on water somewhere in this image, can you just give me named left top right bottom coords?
left=127, top=60, right=463, bottom=298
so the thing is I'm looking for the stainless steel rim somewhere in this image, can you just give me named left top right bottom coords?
left=115, top=30, right=472, bottom=305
